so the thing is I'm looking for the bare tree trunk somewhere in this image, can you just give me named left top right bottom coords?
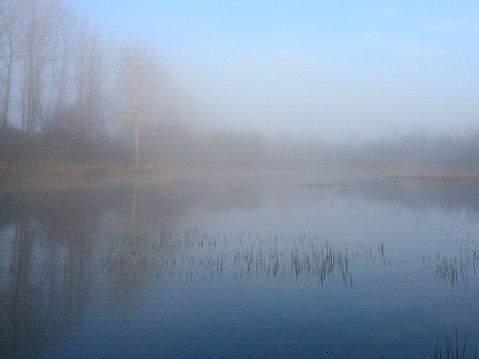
left=1, top=50, right=14, bottom=137
left=74, top=20, right=106, bottom=139
left=50, top=5, right=77, bottom=132
left=118, top=39, right=167, bottom=168
left=134, top=95, right=140, bottom=168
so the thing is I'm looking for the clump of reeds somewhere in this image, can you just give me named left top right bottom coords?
left=426, top=242, right=479, bottom=292
left=95, top=229, right=388, bottom=286
left=434, top=331, right=477, bottom=359
left=434, top=257, right=458, bottom=285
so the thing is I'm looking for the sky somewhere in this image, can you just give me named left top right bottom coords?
left=70, top=0, right=479, bottom=143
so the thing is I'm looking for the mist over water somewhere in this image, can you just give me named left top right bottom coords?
left=2, top=1, right=479, bottom=358
left=1, top=172, right=479, bottom=358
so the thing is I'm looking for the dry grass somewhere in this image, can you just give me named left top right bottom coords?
left=341, top=170, right=479, bottom=183
left=384, top=171, right=479, bottom=183
left=0, top=161, right=170, bottom=179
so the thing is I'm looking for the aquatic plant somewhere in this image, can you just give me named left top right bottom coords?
left=426, top=241, right=479, bottom=292
left=95, top=230, right=391, bottom=288
left=434, top=257, right=458, bottom=285
left=434, top=331, right=477, bottom=359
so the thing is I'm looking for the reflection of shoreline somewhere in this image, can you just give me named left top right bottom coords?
left=0, top=173, right=169, bottom=195
left=2, top=171, right=479, bottom=217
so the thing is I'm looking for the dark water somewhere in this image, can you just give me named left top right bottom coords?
left=1, top=171, right=479, bottom=358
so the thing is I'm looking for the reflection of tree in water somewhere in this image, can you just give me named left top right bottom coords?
left=425, top=238, right=479, bottom=292
left=0, top=215, right=41, bottom=358
left=0, top=184, right=119, bottom=358
left=0, top=207, right=95, bottom=358
left=0, top=177, right=184, bottom=358
left=103, top=180, right=144, bottom=307
left=97, top=229, right=387, bottom=288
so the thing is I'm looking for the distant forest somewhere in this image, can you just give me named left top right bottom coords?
left=1, top=0, right=478, bottom=173
left=153, top=128, right=479, bottom=172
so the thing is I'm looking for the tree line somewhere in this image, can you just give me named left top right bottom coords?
left=2, top=0, right=478, bottom=173
left=154, top=127, right=479, bottom=173
left=0, top=0, right=166, bottom=167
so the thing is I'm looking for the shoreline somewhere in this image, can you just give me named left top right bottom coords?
left=2, top=162, right=479, bottom=184
left=0, top=161, right=170, bottom=179
left=371, top=170, right=479, bottom=183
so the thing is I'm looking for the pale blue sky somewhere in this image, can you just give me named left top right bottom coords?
left=70, top=0, right=479, bottom=142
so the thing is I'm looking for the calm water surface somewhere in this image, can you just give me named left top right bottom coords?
left=1, top=171, right=479, bottom=358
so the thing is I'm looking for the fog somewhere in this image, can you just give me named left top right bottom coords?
left=1, top=0, right=479, bottom=172
left=69, top=1, right=479, bottom=142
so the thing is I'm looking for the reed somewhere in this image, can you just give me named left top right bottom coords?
left=434, top=331, right=477, bottom=359
left=426, top=242, right=479, bottom=292
left=434, top=257, right=458, bottom=285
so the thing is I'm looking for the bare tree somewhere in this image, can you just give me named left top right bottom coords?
left=20, top=0, right=59, bottom=144
left=49, top=2, right=77, bottom=132
left=117, top=39, right=167, bottom=168
left=73, top=20, right=106, bottom=139
left=0, top=0, right=25, bottom=137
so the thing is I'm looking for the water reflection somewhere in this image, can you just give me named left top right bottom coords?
left=301, top=176, right=479, bottom=217
left=0, top=191, right=99, bottom=358
left=0, top=172, right=479, bottom=358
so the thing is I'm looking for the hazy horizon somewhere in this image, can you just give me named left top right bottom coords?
left=68, top=1, right=479, bottom=143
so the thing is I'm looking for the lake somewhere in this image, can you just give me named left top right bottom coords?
left=1, top=171, right=479, bottom=358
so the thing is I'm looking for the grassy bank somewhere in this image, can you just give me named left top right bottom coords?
left=3, top=162, right=479, bottom=183
left=380, top=170, right=479, bottom=183
left=0, top=161, right=170, bottom=179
